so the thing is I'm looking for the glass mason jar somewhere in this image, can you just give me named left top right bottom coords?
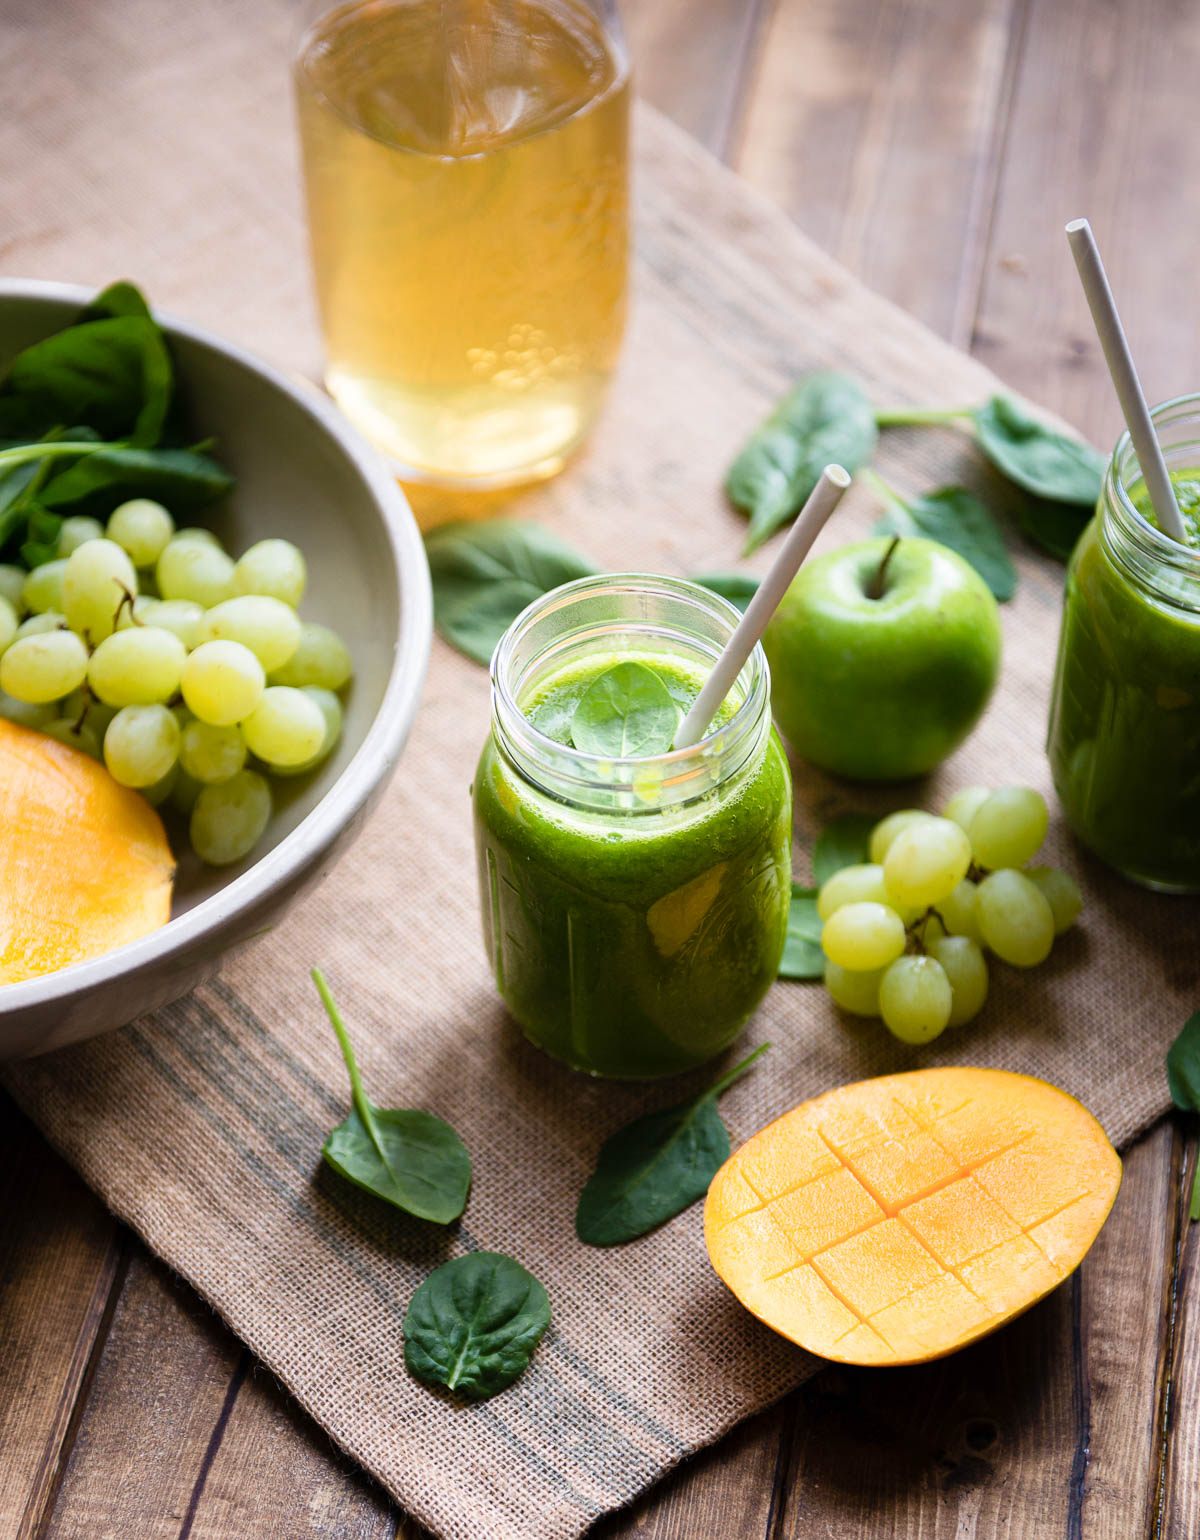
left=1047, top=394, right=1200, bottom=892
left=472, top=575, right=793, bottom=1078
left=294, top=0, right=631, bottom=490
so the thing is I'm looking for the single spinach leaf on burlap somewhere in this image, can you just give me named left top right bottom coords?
left=38, top=444, right=234, bottom=518
left=1017, top=494, right=1092, bottom=563
left=728, top=372, right=877, bottom=555
left=313, top=969, right=471, bottom=1224
left=812, top=813, right=876, bottom=887
left=779, top=884, right=823, bottom=980
left=570, top=660, right=678, bottom=757
left=575, top=1044, right=769, bottom=1246
left=404, top=1252, right=551, bottom=1399
left=1167, top=1013, right=1200, bottom=1222
left=869, top=476, right=1017, bottom=601
left=972, top=395, right=1104, bottom=507
left=691, top=571, right=761, bottom=613
left=425, top=519, right=599, bottom=666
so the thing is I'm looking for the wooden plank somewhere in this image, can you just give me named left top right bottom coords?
left=735, top=0, right=1025, bottom=342
left=1160, top=1125, right=1200, bottom=1540
left=0, top=1095, right=124, bottom=1539
left=778, top=1125, right=1177, bottom=1539
left=972, top=0, right=1200, bottom=442
left=623, top=0, right=770, bottom=158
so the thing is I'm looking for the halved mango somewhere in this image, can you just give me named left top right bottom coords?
left=705, top=1067, right=1121, bottom=1366
left=0, top=718, right=174, bottom=983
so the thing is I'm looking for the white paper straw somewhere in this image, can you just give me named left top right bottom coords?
left=675, top=464, right=851, bottom=750
left=1065, top=217, right=1186, bottom=543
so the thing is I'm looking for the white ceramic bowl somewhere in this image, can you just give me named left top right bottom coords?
left=0, top=279, right=432, bottom=1058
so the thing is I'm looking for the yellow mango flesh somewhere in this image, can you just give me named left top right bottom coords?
left=705, top=1067, right=1121, bottom=1366
left=0, top=719, right=174, bottom=983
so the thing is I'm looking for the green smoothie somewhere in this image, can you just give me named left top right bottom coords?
left=1047, top=469, right=1200, bottom=890
left=473, top=650, right=792, bottom=1077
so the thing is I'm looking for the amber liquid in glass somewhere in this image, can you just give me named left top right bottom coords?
left=296, top=0, right=630, bottom=486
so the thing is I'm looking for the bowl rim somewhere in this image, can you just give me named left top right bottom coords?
left=0, top=276, right=432, bottom=1015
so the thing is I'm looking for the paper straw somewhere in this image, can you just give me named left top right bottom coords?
left=675, top=464, right=851, bottom=750
left=1066, top=218, right=1186, bottom=543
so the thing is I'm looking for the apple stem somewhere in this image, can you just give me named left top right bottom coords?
left=867, top=534, right=901, bottom=600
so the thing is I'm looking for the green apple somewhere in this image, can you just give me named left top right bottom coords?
left=763, top=536, right=1001, bottom=781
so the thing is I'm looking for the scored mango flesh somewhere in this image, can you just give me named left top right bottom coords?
left=0, top=719, right=174, bottom=984
left=705, top=1067, right=1121, bottom=1366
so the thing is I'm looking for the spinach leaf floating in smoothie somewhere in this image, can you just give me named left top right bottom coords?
left=863, top=471, right=1017, bottom=602
left=1166, top=1013, right=1200, bottom=1222
left=569, top=660, right=678, bottom=757
left=424, top=519, right=599, bottom=666
left=727, top=372, right=877, bottom=555
left=575, top=1043, right=769, bottom=1246
left=812, top=812, right=876, bottom=887
left=312, top=969, right=472, bottom=1224
left=691, top=571, right=761, bottom=612
left=779, top=884, right=823, bottom=979
left=403, top=1251, right=551, bottom=1399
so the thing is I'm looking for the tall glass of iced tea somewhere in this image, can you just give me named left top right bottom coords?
left=295, top=0, right=630, bottom=488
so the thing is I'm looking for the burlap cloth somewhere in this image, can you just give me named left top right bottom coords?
left=3, top=7, right=1198, bottom=1535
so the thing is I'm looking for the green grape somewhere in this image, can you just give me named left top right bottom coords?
left=273, top=687, right=342, bottom=776
left=232, top=538, right=307, bottom=607
left=817, top=863, right=889, bottom=921
left=57, top=516, right=105, bottom=557
left=142, top=763, right=179, bottom=806
left=821, top=901, right=907, bottom=972
left=968, top=786, right=1049, bottom=870
left=0, top=689, right=56, bottom=729
left=16, top=611, right=67, bottom=638
left=61, top=690, right=118, bottom=742
left=190, top=769, right=272, bottom=866
left=172, top=526, right=221, bottom=546
left=156, top=536, right=235, bottom=607
left=22, top=558, right=68, bottom=615
left=939, top=878, right=983, bottom=944
left=868, top=808, right=933, bottom=864
left=0, top=564, right=28, bottom=615
left=927, top=935, right=989, bottom=1027
left=916, top=911, right=947, bottom=948
left=114, top=594, right=161, bottom=630
left=268, top=621, right=352, bottom=690
left=103, top=703, right=181, bottom=788
left=0, top=596, right=16, bottom=654
left=42, top=716, right=102, bottom=759
left=202, top=595, right=301, bottom=671
left=943, top=785, right=990, bottom=832
left=181, top=640, right=265, bottom=726
left=180, top=718, right=246, bottom=784
left=879, top=955, right=952, bottom=1044
left=63, top=538, right=138, bottom=643
left=171, top=767, right=204, bottom=816
left=976, top=868, right=1055, bottom=967
left=87, top=626, right=188, bottom=707
left=107, top=499, right=175, bottom=567
left=883, top=817, right=971, bottom=909
left=0, top=630, right=89, bottom=703
left=241, top=685, right=326, bottom=766
left=823, top=960, right=885, bottom=1017
left=149, top=598, right=206, bottom=650
left=1026, top=866, right=1083, bottom=934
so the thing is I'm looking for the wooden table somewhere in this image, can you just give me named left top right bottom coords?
left=2, top=1, right=1199, bottom=1535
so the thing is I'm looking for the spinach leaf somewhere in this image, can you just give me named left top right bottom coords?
left=779, top=884, right=823, bottom=979
left=0, top=315, right=173, bottom=447
left=570, top=661, right=677, bottom=758
left=727, top=372, right=877, bottom=555
left=1017, top=494, right=1092, bottom=563
left=313, top=969, right=471, bottom=1224
left=973, top=396, right=1104, bottom=507
left=812, top=813, right=876, bottom=887
left=425, top=519, right=598, bottom=666
left=868, top=474, right=1017, bottom=601
left=575, top=1043, right=769, bottom=1246
left=404, top=1251, right=551, bottom=1399
left=39, top=444, right=234, bottom=517
left=81, top=280, right=153, bottom=322
left=691, top=571, right=761, bottom=612
left=1167, top=1013, right=1200, bottom=1223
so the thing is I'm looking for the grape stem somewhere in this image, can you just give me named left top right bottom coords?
left=866, top=535, right=901, bottom=600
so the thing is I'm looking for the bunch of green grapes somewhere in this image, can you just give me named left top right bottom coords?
left=818, top=786, right=1082, bottom=1045
left=0, top=501, right=353, bottom=867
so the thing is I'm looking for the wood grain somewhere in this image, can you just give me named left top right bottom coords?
left=1161, top=1128, right=1200, bottom=1540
